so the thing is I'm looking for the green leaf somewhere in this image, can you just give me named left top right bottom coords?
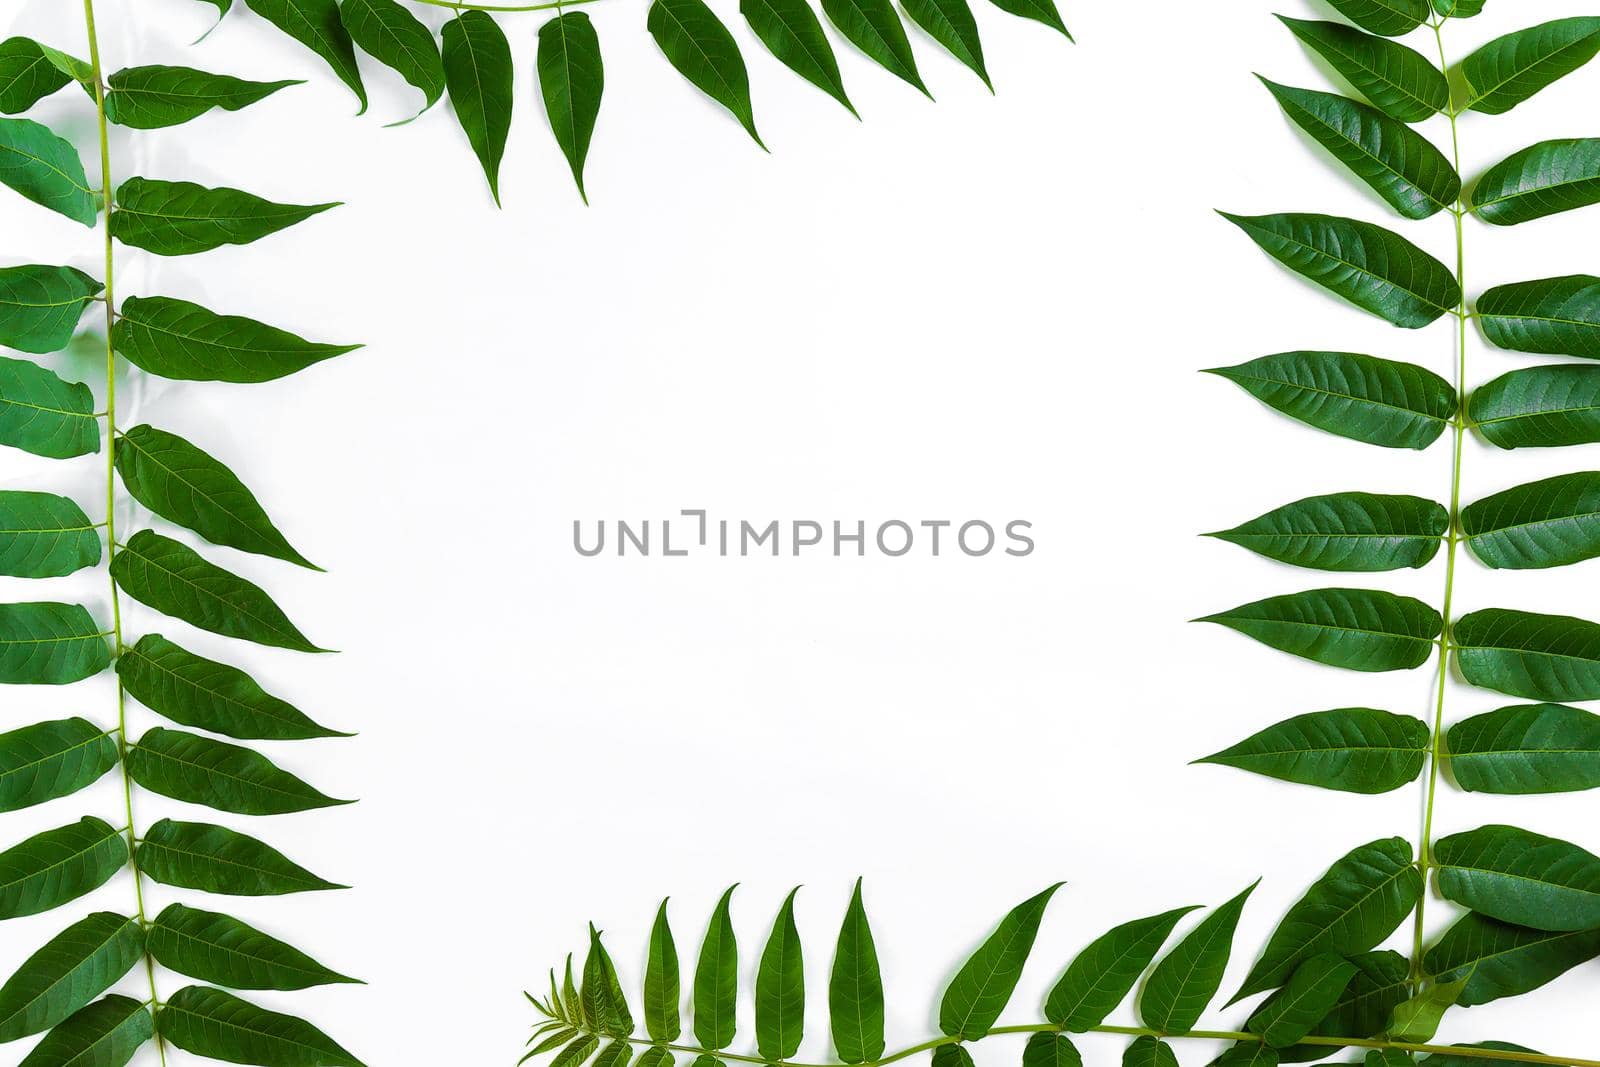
left=1205, top=352, right=1455, bottom=450
left=537, top=12, right=605, bottom=202
left=1463, top=17, right=1600, bottom=115
left=1432, top=0, right=1484, bottom=17
left=0, top=818, right=126, bottom=920
left=1434, top=824, right=1600, bottom=931
left=110, top=178, right=336, bottom=257
left=1259, top=80, right=1458, bottom=220
left=1420, top=1046, right=1544, bottom=1067
left=829, top=880, right=883, bottom=1063
left=1022, top=1033, right=1081, bottom=1067
left=0, top=356, right=98, bottom=459
left=17, top=995, right=151, bottom=1067
left=158, top=985, right=363, bottom=1067
left=1463, top=472, right=1600, bottom=570
left=0, top=38, right=75, bottom=114
left=339, top=0, right=444, bottom=120
left=111, top=530, right=328, bottom=653
left=0, top=602, right=110, bottom=685
left=1387, top=975, right=1466, bottom=1042
left=1123, top=1037, right=1177, bottom=1067
left=819, top=0, right=926, bottom=95
left=104, top=66, right=298, bottom=129
left=694, top=885, right=738, bottom=1049
left=0, top=717, right=118, bottom=814
left=126, top=727, right=351, bottom=816
left=637, top=1048, right=673, bottom=1067
left=1236, top=837, right=1422, bottom=1000
left=1448, top=703, right=1600, bottom=794
left=115, top=424, right=316, bottom=568
left=553, top=1034, right=602, bottom=1067
left=1478, top=275, right=1600, bottom=360
left=1472, top=139, right=1600, bottom=226
left=119, top=633, right=347, bottom=742
left=1454, top=607, right=1600, bottom=702
left=563, top=957, right=583, bottom=1030
left=0, top=118, right=96, bottom=226
left=1321, top=0, right=1428, bottom=37
left=1471, top=365, right=1600, bottom=450
left=442, top=11, right=514, bottom=206
left=148, top=903, right=358, bottom=990
left=1219, top=212, right=1459, bottom=328
left=741, top=0, right=855, bottom=116
left=1197, top=708, right=1428, bottom=794
left=644, top=898, right=681, bottom=1043
left=1138, top=881, right=1257, bottom=1034
left=0, top=265, right=101, bottom=354
left=242, top=0, right=366, bottom=111
left=139, top=819, right=346, bottom=896
left=1281, top=950, right=1410, bottom=1059
left=1215, top=1046, right=1280, bottom=1067
left=1277, top=17, right=1448, bottom=122
left=0, top=913, right=143, bottom=1041
left=593, top=1041, right=634, bottom=1067
left=648, top=0, right=763, bottom=148
left=931, top=1045, right=974, bottom=1067
left=0, top=491, right=100, bottom=578
left=112, top=294, right=358, bottom=383
left=1045, top=906, right=1198, bottom=1033
left=1366, top=1052, right=1413, bottom=1067
left=901, top=0, right=989, bottom=88
left=1208, top=491, right=1448, bottom=572
left=583, top=925, right=634, bottom=1038
left=940, top=883, right=1061, bottom=1039
left=1197, top=588, right=1442, bottom=673
left=1247, top=955, right=1358, bottom=1049
left=1425, top=911, right=1600, bottom=1006
left=755, top=887, right=804, bottom=1059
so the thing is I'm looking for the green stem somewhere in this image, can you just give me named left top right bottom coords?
left=81, top=1, right=166, bottom=1058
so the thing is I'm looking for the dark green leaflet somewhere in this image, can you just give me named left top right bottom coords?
left=0, top=117, right=97, bottom=226
left=593, top=1042, right=634, bottom=1067
left=16, top=994, right=151, bottom=1067
left=0, top=601, right=111, bottom=685
left=1471, top=365, right=1600, bottom=449
left=940, top=884, right=1059, bottom=1039
left=118, top=633, right=347, bottom=741
left=1420, top=1046, right=1544, bottom=1067
left=1478, top=275, right=1600, bottom=360
left=1462, top=17, right=1600, bottom=116
left=1022, top=1033, right=1081, bottom=1067
left=0, top=817, right=126, bottom=920
left=1235, top=837, right=1421, bottom=1000
left=0, top=912, right=144, bottom=1041
left=931, top=1044, right=975, bottom=1067
left=126, top=727, right=351, bottom=815
left=110, top=177, right=336, bottom=256
left=242, top=0, right=366, bottom=111
left=442, top=12, right=514, bottom=205
left=1424, top=911, right=1600, bottom=1007
left=158, top=985, right=365, bottom=1067
left=1472, top=140, right=1600, bottom=226
left=1246, top=955, right=1357, bottom=1049
left=1138, top=882, right=1256, bottom=1034
left=1320, top=0, right=1428, bottom=37
left=755, top=888, right=804, bottom=1059
left=1280, top=950, right=1409, bottom=1060
left=636, top=1047, right=672, bottom=1067
left=104, top=66, right=299, bottom=130
left=0, top=37, right=75, bottom=114
left=1258, top=80, right=1458, bottom=220
left=644, top=898, right=681, bottom=1043
left=1197, top=588, right=1442, bottom=673
left=0, top=264, right=101, bottom=354
left=0, top=355, right=99, bottom=459
left=900, top=0, right=989, bottom=89
left=828, top=879, right=883, bottom=1064
left=1207, top=492, right=1448, bottom=571
left=819, top=0, right=926, bottom=95
left=113, top=294, right=358, bottom=383
left=148, top=903, right=358, bottom=990
left=648, top=0, right=762, bottom=148
left=1196, top=708, right=1429, bottom=794
left=1462, top=471, right=1600, bottom=570
left=537, top=13, right=605, bottom=202
left=1123, top=1037, right=1177, bottom=1067
left=1214, top=1045, right=1279, bottom=1067
left=740, top=0, right=855, bottom=116
left=1044, top=906, right=1197, bottom=1032
left=985, top=0, right=1068, bottom=37
left=1454, top=607, right=1600, bottom=703
left=1447, top=703, right=1600, bottom=794
left=1220, top=212, right=1459, bottom=329
left=339, top=0, right=444, bottom=119
left=1276, top=17, right=1448, bottom=123
left=694, top=886, right=738, bottom=1049
left=0, top=490, right=101, bottom=578
left=0, top=717, right=118, bottom=813
left=1432, top=0, right=1483, bottom=16
left=1434, top=825, right=1600, bottom=932
left=553, top=1034, right=601, bottom=1067
left=138, top=818, right=347, bottom=895
left=582, top=925, right=633, bottom=1037
left=111, top=529, right=329, bottom=653
left=115, top=424, right=316, bottom=568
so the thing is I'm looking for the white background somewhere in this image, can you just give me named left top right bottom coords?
left=3, top=0, right=1599, bottom=1062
